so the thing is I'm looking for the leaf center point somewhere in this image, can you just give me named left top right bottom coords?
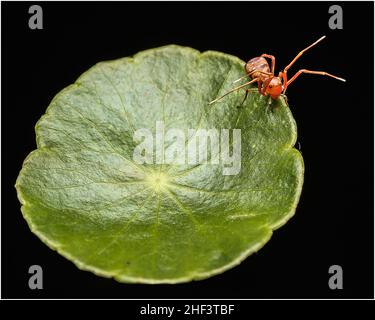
left=146, top=171, right=170, bottom=192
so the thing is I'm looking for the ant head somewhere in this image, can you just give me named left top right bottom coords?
left=266, top=77, right=283, bottom=99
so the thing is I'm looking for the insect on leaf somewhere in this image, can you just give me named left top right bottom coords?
left=16, top=45, right=304, bottom=283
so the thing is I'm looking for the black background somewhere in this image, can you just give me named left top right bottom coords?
left=2, top=2, right=374, bottom=299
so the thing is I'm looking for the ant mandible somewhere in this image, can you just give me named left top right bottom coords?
left=209, top=36, right=346, bottom=105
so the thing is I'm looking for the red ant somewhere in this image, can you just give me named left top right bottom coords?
left=209, top=36, right=346, bottom=105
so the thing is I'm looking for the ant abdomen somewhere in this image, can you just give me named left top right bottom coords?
left=245, top=57, right=270, bottom=81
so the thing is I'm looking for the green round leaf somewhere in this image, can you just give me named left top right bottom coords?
left=16, top=45, right=304, bottom=283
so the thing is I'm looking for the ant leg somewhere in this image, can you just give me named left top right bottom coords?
left=283, top=36, right=326, bottom=73
left=282, top=35, right=326, bottom=90
left=233, top=74, right=251, bottom=84
left=286, top=69, right=346, bottom=88
left=280, top=93, right=288, bottom=104
left=240, top=88, right=258, bottom=106
left=281, top=72, right=288, bottom=94
left=209, top=78, right=258, bottom=105
left=240, top=90, right=249, bottom=106
left=261, top=54, right=276, bottom=74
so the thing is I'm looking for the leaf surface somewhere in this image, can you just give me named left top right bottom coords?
left=16, top=45, right=304, bottom=283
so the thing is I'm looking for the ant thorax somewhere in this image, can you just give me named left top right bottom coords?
left=268, top=77, right=282, bottom=88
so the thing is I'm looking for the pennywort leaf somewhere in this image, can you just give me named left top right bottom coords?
left=16, top=45, right=304, bottom=283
